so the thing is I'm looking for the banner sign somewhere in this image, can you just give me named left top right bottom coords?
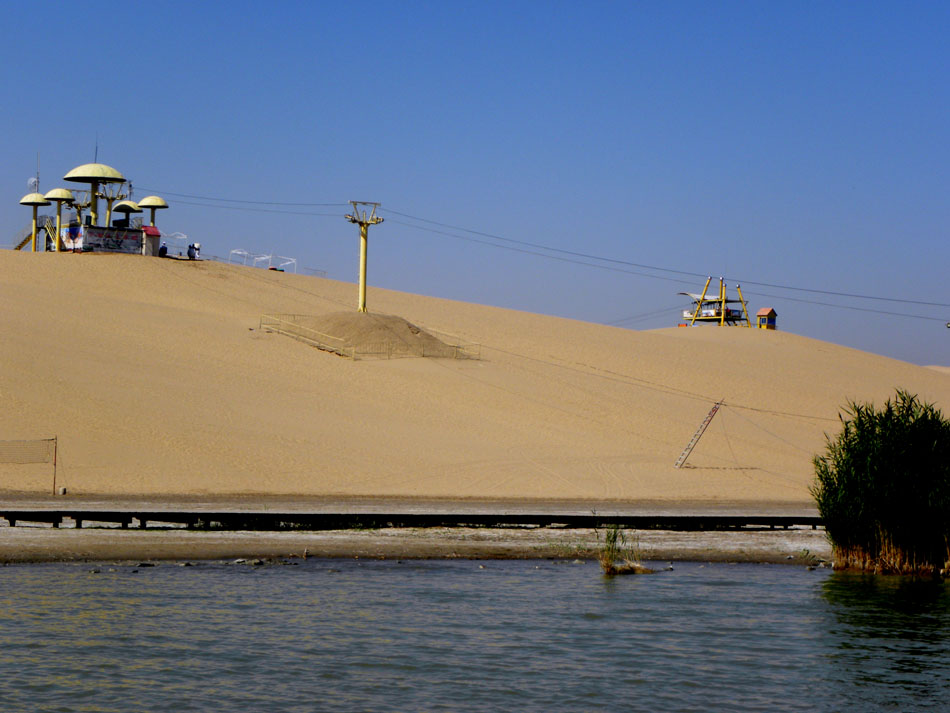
left=61, top=225, right=83, bottom=250
left=82, top=227, right=143, bottom=254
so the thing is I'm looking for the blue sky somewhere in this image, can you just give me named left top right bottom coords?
left=3, top=1, right=948, bottom=364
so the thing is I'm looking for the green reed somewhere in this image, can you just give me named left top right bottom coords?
left=597, top=524, right=647, bottom=575
left=811, top=390, right=950, bottom=576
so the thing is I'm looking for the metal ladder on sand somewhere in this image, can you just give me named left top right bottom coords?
left=673, top=399, right=723, bottom=469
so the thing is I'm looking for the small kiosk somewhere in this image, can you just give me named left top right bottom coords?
left=142, top=226, right=161, bottom=256
left=756, top=307, right=778, bottom=330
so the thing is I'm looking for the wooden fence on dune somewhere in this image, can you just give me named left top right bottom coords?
left=259, top=314, right=481, bottom=361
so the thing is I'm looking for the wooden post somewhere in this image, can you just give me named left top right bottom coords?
left=52, top=436, right=58, bottom=495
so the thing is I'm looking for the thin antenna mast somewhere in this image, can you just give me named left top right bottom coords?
left=27, top=153, right=40, bottom=193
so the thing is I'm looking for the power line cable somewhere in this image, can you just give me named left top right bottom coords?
left=724, top=405, right=818, bottom=455
left=386, top=218, right=698, bottom=287
left=383, top=208, right=705, bottom=279
left=606, top=304, right=688, bottom=326
left=738, top=278, right=949, bottom=307
left=478, top=341, right=835, bottom=422
left=383, top=206, right=950, bottom=309
left=135, top=187, right=348, bottom=207
left=224, top=254, right=838, bottom=425
left=131, top=188, right=949, bottom=311
left=391, top=218, right=945, bottom=323
left=165, top=198, right=343, bottom=218
left=741, top=288, right=947, bottom=322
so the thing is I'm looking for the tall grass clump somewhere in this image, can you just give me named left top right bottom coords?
left=598, top=524, right=626, bottom=574
left=811, top=390, right=950, bottom=577
left=597, top=524, right=651, bottom=575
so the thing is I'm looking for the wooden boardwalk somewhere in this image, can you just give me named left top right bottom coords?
left=0, top=510, right=822, bottom=532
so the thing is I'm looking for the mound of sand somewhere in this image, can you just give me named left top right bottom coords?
left=291, top=311, right=458, bottom=358
left=1, top=251, right=948, bottom=505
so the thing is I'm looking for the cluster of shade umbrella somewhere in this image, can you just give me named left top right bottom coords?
left=18, top=163, right=168, bottom=252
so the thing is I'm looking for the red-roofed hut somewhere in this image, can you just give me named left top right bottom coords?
left=756, top=307, right=778, bottom=330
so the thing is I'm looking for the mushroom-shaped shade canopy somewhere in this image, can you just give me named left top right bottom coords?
left=112, top=200, right=142, bottom=214
left=44, top=188, right=75, bottom=203
left=63, top=163, right=126, bottom=184
left=137, top=195, right=168, bottom=209
left=20, top=192, right=51, bottom=206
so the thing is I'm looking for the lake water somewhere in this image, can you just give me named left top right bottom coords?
left=1, top=559, right=948, bottom=712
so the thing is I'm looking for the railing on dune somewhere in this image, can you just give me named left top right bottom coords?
left=259, top=314, right=480, bottom=361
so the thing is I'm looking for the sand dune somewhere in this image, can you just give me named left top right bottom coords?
left=2, top=251, right=948, bottom=506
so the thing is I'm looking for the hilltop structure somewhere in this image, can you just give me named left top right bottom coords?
left=16, top=162, right=168, bottom=256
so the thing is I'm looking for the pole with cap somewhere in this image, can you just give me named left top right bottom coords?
left=20, top=192, right=51, bottom=252
left=344, top=202, right=384, bottom=313
left=44, top=188, right=74, bottom=252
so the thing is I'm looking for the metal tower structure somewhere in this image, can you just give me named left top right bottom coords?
left=345, top=201, right=384, bottom=313
left=680, top=277, right=752, bottom=327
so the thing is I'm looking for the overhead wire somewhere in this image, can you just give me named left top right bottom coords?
left=232, top=259, right=351, bottom=311
left=134, top=187, right=348, bottom=207
left=478, top=341, right=836, bottom=422
left=427, top=338, right=829, bottom=483
left=214, top=255, right=837, bottom=473
left=223, top=247, right=832, bottom=423
left=719, top=405, right=742, bottom=468
left=723, top=405, right=820, bottom=455
left=109, top=187, right=930, bottom=483
left=383, top=208, right=706, bottom=280
left=389, top=217, right=944, bottom=323
left=130, top=186, right=949, bottom=315
left=739, top=288, right=947, bottom=323
left=156, top=197, right=343, bottom=218
left=382, top=207, right=950, bottom=309
left=385, top=218, right=697, bottom=286
left=606, top=304, right=688, bottom=326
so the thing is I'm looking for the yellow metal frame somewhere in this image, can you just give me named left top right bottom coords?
left=685, top=277, right=751, bottom=327
left=735, top=284, right=751, bottom=327
left=30, top=206, right=39, bottom=252
left=48, top=198, right=71, bottom=252
left=688, top=276, right=713, bottom=326
left=71, top=190, right=90, bottom=227
left=345, top=201, right=384, bottom=313
left=101, top=184, right=127, bottom=227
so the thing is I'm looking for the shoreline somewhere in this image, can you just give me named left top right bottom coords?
left=0, top=524, right=831, bottom=565
left=0, top=495, right=829, bottom=565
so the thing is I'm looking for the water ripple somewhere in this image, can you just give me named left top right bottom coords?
left=0, top=561, right=948, bottom=711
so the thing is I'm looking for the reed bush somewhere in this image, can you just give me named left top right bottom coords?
left=597, top=524, right=650, bottom=575
left=597, top=524, right=625, bottom=574
left=811, top=390, right=950, bottom=576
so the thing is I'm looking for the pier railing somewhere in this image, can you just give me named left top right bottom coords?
left=260, top=314, right=353, bottom=357
left=0, top=509, right=823, bottom=532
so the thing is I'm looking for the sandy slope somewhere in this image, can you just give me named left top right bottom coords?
left=2, top=251, right=948, bottom=505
